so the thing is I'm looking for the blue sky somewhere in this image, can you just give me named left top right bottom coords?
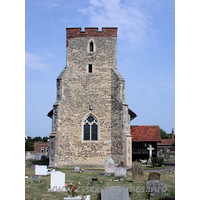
left=25, top=0, right=175, bottom=137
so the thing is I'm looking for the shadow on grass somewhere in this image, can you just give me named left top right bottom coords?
left=26, top=159, right=49, bottom=166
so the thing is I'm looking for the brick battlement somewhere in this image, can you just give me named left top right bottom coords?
left=66, top=27, right=117, bottom=47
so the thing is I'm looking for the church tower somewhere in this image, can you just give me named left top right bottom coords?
left=48, top=27, right=136, bottom=168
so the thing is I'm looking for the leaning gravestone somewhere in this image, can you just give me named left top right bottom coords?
left=31, top=175, right=41, bottom=183
left=148, top=172, right=161, bottom=181
left=114, top=167, right=126, bottom=177
left=105, top=158, right=115, bottom=173
left=132, top=162, right=144, bottom=181
left=101, top=186, right=130, bottom=200
left=146, top=180, right=167, bottom=199
left=50, top=171, right=65, bottom=191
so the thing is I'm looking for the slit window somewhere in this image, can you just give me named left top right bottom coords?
left=88, top=64, right=92, bottom=73
left=90, top=41, right=94, bottom=52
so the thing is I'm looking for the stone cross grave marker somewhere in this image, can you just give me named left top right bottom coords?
left=147, top=145, right=154, bottom=164
left=105, top=158, right=115, bottom=173
left=132, top=162, right=144, bottom=182
left=35, top=165, right=48, bottom=175
left=50, top=171, right=65, bottom=191
left=148, top=172, right=161, bottom=181
left=101, top=186, right=130, bottom=200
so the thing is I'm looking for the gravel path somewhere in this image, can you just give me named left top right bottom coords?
left=144, top=162, right=175, bottom=173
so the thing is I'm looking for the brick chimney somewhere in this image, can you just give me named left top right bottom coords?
left=172, top=128, right=174, bottom=140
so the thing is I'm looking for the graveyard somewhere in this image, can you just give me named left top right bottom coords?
left=25, top=159, right=175, bottom=199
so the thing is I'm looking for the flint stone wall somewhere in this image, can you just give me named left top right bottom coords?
left=49, top=28, right=129, bottom=167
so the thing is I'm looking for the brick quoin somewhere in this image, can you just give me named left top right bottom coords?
left=66, top=27, right=117, bottom=47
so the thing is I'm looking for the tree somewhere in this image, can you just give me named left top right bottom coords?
left=25, top=141, right=34, bottom=151
left=160, top=128, right=170, bottom=139
left=42, top=136, right=49, bottom=142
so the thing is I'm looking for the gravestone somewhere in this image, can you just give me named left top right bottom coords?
left=170, top=154, right=174, bottom=159
left=31, top=175, right=41, bottom=183
left=101, top=186, right=130, bottom=200
left=105, top=158, right=115, bottom=173
left=148, top=172, right=161, bottom=181
left=98, top=173, right=108, bottom=176
left=35, top=165, right=47, bottom=175
left=74, top=166, right=80, bottom=173
left=147, top=145, right=154, bottom=165
left=146, top=180, right=167, bottom=199
left=132, top=162, right=144, bottom=181
left=114, top=167, right=126, bottom=177
left=118, top=161, right=125, bottom=167
left=50, top=171, right=65, bottom=191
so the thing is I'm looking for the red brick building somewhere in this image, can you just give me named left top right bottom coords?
left=157, top=128, right=175, bottom=153
left=34, top=141, right=49, bottom=154
left=130, top=125, right=161, bottom=161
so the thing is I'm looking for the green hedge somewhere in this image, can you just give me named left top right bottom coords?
left=151, top=156, right=164, bottom=167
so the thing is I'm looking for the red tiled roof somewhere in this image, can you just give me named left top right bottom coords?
left=158, top=139, right=175, bottom=145
left=131, top=125, right=161, bottom=142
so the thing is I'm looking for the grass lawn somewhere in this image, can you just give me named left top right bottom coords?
left=25, top=163, right=175, bottom=200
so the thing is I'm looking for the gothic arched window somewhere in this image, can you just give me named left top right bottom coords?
left=83, top=114, right=99, bottom=141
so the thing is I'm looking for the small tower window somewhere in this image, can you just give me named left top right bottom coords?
left=90, top=41, right=94, bottom=52
left=88, top=64, right=92, bottom=73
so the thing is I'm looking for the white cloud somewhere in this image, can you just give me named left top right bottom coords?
left=25, top=52, right=49, bottom=70
left=80, top=0, right=158, bottom=50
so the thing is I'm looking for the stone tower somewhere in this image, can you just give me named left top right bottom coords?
left=47, top=27, right=136, bottom=168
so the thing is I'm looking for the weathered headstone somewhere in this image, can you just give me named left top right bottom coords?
left=114, top=167, right=126, bottom=177
left=35, top=165, right=47, bottom=175
left=101, top=186, right=130, bottom=200
left=74, top=166, right=80, bottom=173
left=105, top=158, right=115, bottom=173
left=146, top=180, right=167, bottom=199
left=148, top=172, right=161, bottom=181
left=31, top=175, right=41, bottom=183
left=50, top=171, right=65, bottom=191
left=132, top=162, right=144, bottom=181
left=118, top=161, right=125, bottom=167
left=98, top=173, right=108, bottom=176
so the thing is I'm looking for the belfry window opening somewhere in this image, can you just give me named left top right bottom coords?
left=90, top=41, right=94, bottom=52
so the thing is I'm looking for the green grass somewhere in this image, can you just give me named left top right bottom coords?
left=25, top=164, right=175, bottom=200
